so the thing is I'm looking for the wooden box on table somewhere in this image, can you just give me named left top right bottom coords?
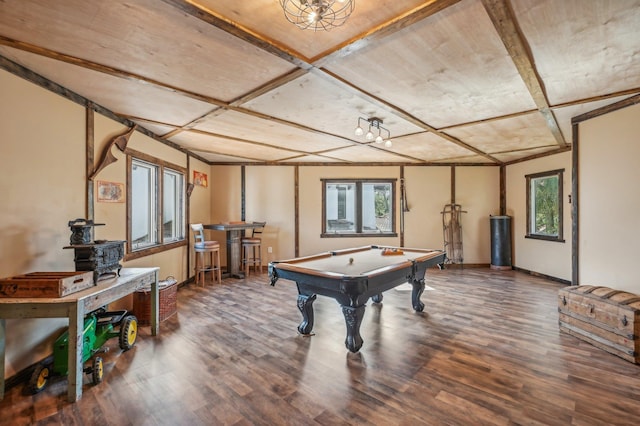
left=0, top=271, right=94, bottom=298
left=558, top=285, right=640, bottom=363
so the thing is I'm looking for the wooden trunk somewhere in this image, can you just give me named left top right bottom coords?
left=0, top=271, right=95, bottom=298
left=558, top=285, right=640, bottom=363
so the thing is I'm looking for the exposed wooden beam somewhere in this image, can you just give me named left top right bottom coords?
left=86, top=106, right=95, bottom=221
left=159, top=0, right=488, bottom=165
left=0, top=55, right=213, bottom=165
left=159, top=0, right=312, bottom=66
left=0, top=34, right=229, bottom=108
left=572, top=93, right=640, bottom=124
left=503, top=145, right=572, bottom=165
left=481, top=0, right=567, bottom=147
left=161, top=68, right=309, bottom=140
left=318, top=68, right=503, bottom=164
left=313, top=0, right=462, bottom=65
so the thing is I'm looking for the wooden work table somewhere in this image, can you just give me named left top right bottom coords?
left=0, top=267, right=159, bottom=402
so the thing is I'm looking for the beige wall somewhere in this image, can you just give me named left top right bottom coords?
left=205, top=164, right=501, bottom=264
left=245, top=166, right=296, bottom=264
left=456, top=166, right=501, bottom=264
left=578, top=103, right=640, bottom=294
left=403, top=167, right=451, bottom=250
left=189, top=157, right=212, bottom=273
left=506, top=152, right=573, bottom=281
left=1, top=70, right=86, bottom=377
left=209, top=165, right=242, bottom=262
left=0, top=70, right=190, bottom=378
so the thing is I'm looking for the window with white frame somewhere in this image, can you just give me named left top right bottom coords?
left=130, top=157, right=186, bottom=254
left=322, top=179, right=396, bottom=237
left=525, top=169, right=564, bottom=242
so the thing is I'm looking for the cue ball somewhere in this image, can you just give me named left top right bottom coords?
left=349, top=257, right=354, bottom=264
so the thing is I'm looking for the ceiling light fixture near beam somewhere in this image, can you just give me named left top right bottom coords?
left=280, top=0, right=355, bottom=31
left=355, top=117, right=392, bottom=147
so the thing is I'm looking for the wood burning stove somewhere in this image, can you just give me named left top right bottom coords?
left=64, top=219, right=125, bottom=282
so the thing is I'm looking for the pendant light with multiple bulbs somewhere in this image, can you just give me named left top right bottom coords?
left=354, top=117, right=392, bottom=147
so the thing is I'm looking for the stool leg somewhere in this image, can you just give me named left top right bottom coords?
left=195, top=251, right=203, bottom=286
left=200, top=252, right=206, bottom=286
left=244, top=244, right=249, bottom=277
left=253, top=245, right=258, bottom=275
left=216, top=249, right=221, bottom=284
left=209, top=250, right=215, bottom=285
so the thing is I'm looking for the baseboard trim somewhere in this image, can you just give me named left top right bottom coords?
left=512, top=266, right=571, bottom=285
left=442, top=263, right=490, bottom=269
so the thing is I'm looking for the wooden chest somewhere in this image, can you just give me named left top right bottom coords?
left=558, top=285, right=640, bottom=363
left=0, top=271, right=95, bottom=298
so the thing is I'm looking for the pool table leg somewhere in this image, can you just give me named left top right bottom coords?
left=342, top=305, right=365, bottom=353
left=411, top=278, right=426, bottom=312
left=296, top=293, right=316, bottom=335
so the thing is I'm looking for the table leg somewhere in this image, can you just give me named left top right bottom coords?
left=0, top=319, right=5, bottom=400
left=150, top=269, right=159, bottom=336
left=68, top=301, right=85, bottom=402
left=226, top=229, right=244, bottom=278
left=411, top=278, right=426, bottom=312
left=342, top=305, right=365, bottom=353
left=296, top=293, right=316, bottom=335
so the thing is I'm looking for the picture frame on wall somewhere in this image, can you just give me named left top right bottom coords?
left=96, top=180, right=125, bottom=203
left=193, top=170, right=208, bottom=188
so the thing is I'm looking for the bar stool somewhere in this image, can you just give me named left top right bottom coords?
left=241, top=221, right=266, bottom=277
left=190, top=223, right=221, bottom=286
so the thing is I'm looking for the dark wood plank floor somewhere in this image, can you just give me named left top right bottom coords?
left=2, top=268, right=639, bottom=425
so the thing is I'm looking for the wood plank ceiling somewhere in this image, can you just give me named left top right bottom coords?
left=0, top=0, right=639, bottom=165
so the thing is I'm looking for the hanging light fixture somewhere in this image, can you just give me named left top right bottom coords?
left=354, top=117, right=392, bottom=147
left=280, top=0, right=355, bottom=31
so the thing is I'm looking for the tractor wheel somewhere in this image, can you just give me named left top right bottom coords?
left=119, top=315, right=138, bottom=350
left=92, top=356, right=104, bottom=385
left=28, top=362, right=51, bottom=394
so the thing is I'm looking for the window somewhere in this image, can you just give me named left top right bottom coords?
left=526, top=169, right=564, bottom=242
left=129, top=156, right=186, bottom=256
left=162, top=168, right=185, bottom=243
left=322, top=179, right=396, bottom=237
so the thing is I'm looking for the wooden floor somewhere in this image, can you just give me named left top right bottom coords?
left=2, top=268, right=639, bottom=425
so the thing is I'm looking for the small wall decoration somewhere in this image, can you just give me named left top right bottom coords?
left=97, top=180, right=125, bottom=203
left=193, top=171, right=208, bottom=188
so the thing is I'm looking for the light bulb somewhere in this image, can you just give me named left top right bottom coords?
left=365, top=131, right=374, bottom=141
left=375, top=135, right=383, bottom=143
left=384, top=139, right=392, bottom=148
left=355, top=126, right=363, bottom=136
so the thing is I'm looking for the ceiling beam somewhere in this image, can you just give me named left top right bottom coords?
left=313, top=0, right=462, bottom=65
left=159, top=0, right=311, bottom=67
left=0, top=34, right=229, bottom=108
left=481, top=0, right=567, bottom=148
left=159, top=0, right=491, bottom=163
left=318, top=68, right=503, bottom=164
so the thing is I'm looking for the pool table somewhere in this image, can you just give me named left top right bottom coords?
left=268, top=245, right=445, bottom=353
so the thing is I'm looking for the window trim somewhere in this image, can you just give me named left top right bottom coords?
left=126, top=149, right=187, bottom=261
left=321, top=178, right=397, bottom=238
left=525, top=168, right=565, bottom=243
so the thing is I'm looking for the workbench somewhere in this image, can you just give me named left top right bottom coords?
left=0, top=267, right=159, bottom=402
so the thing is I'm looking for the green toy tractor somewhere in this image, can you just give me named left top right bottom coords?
left=29, top=309, right=138, bottom=394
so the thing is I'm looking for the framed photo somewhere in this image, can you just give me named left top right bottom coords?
left=97, top=180, right=125, bottom=203
left=193, top=170, right=208, bottom=188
